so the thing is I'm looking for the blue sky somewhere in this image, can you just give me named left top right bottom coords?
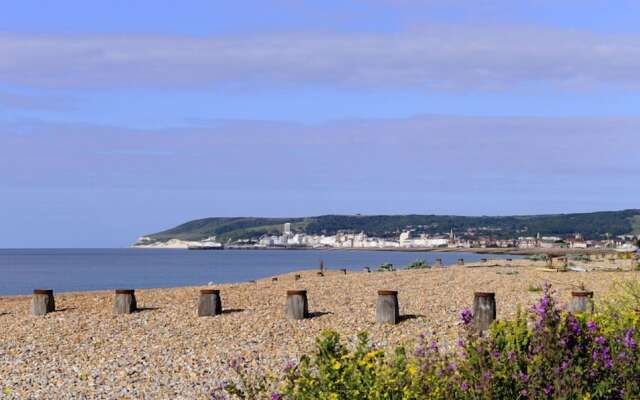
left=1, top=1, right=639, bottom=247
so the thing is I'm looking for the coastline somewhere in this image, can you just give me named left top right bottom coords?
left=1, top=258, right=638, bottom=398
left=132, top=244, right=618, bottom=257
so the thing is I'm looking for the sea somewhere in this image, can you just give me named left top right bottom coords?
left=0, top=249, right=520, bottom=296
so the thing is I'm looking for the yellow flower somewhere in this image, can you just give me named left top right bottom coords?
left=407, top=365, right=417, bottom=375
left=332, top=361, right=341, bottom=370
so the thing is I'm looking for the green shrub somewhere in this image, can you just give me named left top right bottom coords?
left=406, top=259, right=430, bottom=269
left=376, top=263, right=395, bottom=272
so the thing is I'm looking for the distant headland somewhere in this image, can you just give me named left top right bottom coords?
left=132, top=210, right=640, bottom=252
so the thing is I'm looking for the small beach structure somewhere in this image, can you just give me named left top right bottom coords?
left=32, top=289, right=55, bottom=316
left=285, top=290, right=309, bottom=320
left=376, top=290, right=400, bottom=324
left=198, top=289, right=222, bottom=317
left=569, top=290, right=594, bottom=313
left=473, top=292, right=496, bottom=332
left=113, top=289, right=137, bottom=314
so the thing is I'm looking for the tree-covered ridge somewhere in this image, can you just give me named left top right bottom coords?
left=141, top=209, right=640, bottom=243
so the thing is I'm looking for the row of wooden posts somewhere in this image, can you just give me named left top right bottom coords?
left=30, top=286, right=595, bottom=330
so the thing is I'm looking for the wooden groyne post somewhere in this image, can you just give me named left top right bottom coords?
left=434, top=258, right=442, bottom=268
left=198, top=289, right=222, bottom=316
left=376, top=290, right=400, bottom=325
left=569, top=291, right=594, bottom=313
left=473, top=292, right=496, bottom=332
left=285, top=290, right=309, bottom=320
left=113, top=289, right=137, bottom=314
left=32, top=289, right=55, bottom=316
left=457, top=258, right=464, bottom=266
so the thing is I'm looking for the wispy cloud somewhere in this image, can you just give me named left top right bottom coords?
left=1, top=115, right=637, bottom=191
left=1, top=26, right=640, bottom=91
left=0, top=90, right=75, bottom=110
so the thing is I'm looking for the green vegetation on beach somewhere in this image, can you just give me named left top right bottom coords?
left=213, top=281, right=640, bottom=400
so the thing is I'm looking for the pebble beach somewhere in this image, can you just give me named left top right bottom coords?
left=1, top=259, right=638, bottom=399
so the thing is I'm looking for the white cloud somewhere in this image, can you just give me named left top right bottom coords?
left=1, top=26, right=640, bottom=91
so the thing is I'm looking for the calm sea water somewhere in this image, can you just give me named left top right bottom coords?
left=0, top=249, right=519, bottom=296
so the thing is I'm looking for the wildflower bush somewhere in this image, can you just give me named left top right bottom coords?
left=214, top=283, right=640, bottom=400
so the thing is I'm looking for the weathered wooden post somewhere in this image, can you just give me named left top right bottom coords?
left=569, top=291, right=594, bottom=313
left=546, top=256, right=554, bottom=268
left=294, top=274, right=301, bottom=281
left=320, top=259, right=325, bottom=273
left=363, top=267, right=371, bottom=273
left=376, top=290, right=400, bottom=324
left=32, top=289, right=55, bottom=316
left=198, top=289, right=222, bottom=316
left=340, top=268, right=347, bottom=275
left=473, top=292, right=496, bottom=332
left=285, top=290, right=309, bottom=320
left=457, top=258, right=464, bottom=266
left=113, top=289, right=137, bottom=314
left=434, top=258, right=442, bottom=268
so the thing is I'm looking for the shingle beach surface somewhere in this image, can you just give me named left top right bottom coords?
left=0, top=259, right=637, bottom=399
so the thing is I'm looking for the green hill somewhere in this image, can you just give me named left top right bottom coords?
left=136, top=209, right=640, bottom=245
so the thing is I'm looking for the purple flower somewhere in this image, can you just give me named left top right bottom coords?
left=560, top=361, right=569, bottom=371
left=518, top=372, right=529, bottom=383
left=413, top=345, right=426, bottom=357
left=566, top=314, right=581, bottom=335
left=543, top=385, right=554, bottom=396
left=595, top=336, right=606, bottom=346
left=448, top=362, right=457, bottom=371
left=460, top=382, right=470, bottom=391
left=283, top=359, right=296, bottom=373
left=587, top=320, right=597, bottom=332
left=460, top=308, right=473, bottom=326
left=428, top=340, right=439, bottom=352
left=271, top=393, right=281, bottom=400
left=624, top=328, right=637, bottom=350
left=507, top=351, right=515, bottom=361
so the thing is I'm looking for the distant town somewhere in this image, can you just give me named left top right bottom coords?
left=137, top=222, right=640, bottom=252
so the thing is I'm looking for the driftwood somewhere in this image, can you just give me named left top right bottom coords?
left=316, top=271, right=324, bottom=277
left=272, top=277, right=278, bottom=282
left=376, top=290, right=399, bottom=324
left=569, top=291, right=594, bottom=313
left=473, top=292, right=496, bottom=332
left=198, top=289, right=222, bottom=317
left=32, top=289, right=55, bottom=316
left=285, top=290, right=309, bottom=320
left=113, top=289, right=137, bottom=314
